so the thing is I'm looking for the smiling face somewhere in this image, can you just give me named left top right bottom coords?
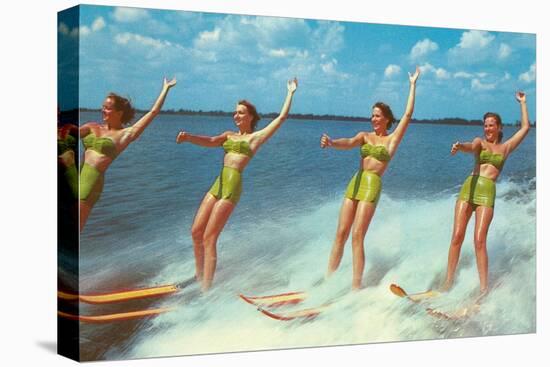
left=102, top=97, right=123, bottom=126
left=484, top=116, right=502, bottom=143
left=233, top=104, right=253, bottom=131
left=371, top=107, right=389, bottom=135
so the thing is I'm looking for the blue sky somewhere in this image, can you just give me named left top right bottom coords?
left=58, top=5, right=536, bottom=123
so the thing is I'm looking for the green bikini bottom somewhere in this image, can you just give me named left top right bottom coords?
left=61, top=163, right=79, bottom=199
left=458, top=175, right=496, bottom=208
left=208, top=166, right=242, bottom=204
left=80, top=163, right=105, bottom=207
left=344, top=170, right=382, bottom=204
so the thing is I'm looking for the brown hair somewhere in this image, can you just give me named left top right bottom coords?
left=238, top=100, right=261, bottom=131
left=107, top=93, right=135, bottom=125
left=372, top=102, right=396, bottom=129
left=483, top=112, right=503, bottom=143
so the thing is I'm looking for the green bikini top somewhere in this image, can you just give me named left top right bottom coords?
left=58, top=134, right=77, bottom=155
left=360, top=143, right=391, bottom=162
left=82, top=132, right=119, bottom=160
left=478, top=149, right=505, bottom=170
left=223, top=138, right=253, bottom=157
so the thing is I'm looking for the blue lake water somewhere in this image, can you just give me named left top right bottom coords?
left=76, top=112, right=536, bottom=360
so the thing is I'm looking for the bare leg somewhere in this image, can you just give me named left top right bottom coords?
left=442, top=200, right=474, bottom=291
left=473, top=205, right=494, bottom=295
left=350, top=201, right=376, bottom=290
left=80, top=200, right=92, bottom=232
left=79, top=168, right=103, bottom=233
left=201, top=199, right=235, bottom=291
left=190, top=194, right=218, bottom=281
left=327, top=198, right=358, bottom=277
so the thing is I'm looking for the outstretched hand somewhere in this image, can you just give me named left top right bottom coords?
left=320, top=133, right=332, bottom=148
left=451, top=141, right=460, bottom=155
left=164, top=77, right=177, bottom=89
left=287, top=77, right=298, bottom=93
left=515, top=91, right=526, bottom=104
left=176, top=131, right=187, bottom=144
left=409, top=67, right=420, bottom=84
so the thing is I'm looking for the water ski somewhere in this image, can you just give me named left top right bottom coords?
left=58, top=307, right=174, bottom=323
left=389, top=283, right=440, bottom=303
left=256, top=304, right=331, bottom=321
left=390, top=283, right=480, bottom=320
left=425, top=304, right=481, bottom=320
left=58, top=277, right=196, bottom=304
left=239, top=291, right=307, bottom=308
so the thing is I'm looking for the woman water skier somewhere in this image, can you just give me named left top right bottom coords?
left=79, top=77, right=177, bottom=232
left=321, top=68, right=420, bottom=290
left=58, top=109, right=79, bottom=200
left=176, top=78, right=298, bottom=292
left=442, top=91, right=530, bottom=296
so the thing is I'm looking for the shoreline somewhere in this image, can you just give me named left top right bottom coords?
left=61, top=108, right=536, bottom=127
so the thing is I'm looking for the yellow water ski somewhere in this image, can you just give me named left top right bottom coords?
left=58, top=284, right=179, bottom=304
left=58, top=277, right=196, bottom=304
left=390, top=283, right=440, bottom=303
left=58, top=307, right=174, bottom=323
left=390, top=283, right=480, bottom=320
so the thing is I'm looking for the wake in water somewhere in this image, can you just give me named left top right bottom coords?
left=97, top=177, right=536, bottom=360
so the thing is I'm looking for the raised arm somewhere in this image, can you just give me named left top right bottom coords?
left=127, top=77, right=177, bottom=141
left=390, top=67, right=420, bottom=150
left=254, top=78, right=298, bottom=146
left=451, top=137, right=482, bottom=156
left=176, top=130, right=231, bottom=147
left=503, top=92, right=530, bottom=154
left=321, top=132, right=367, bottom=150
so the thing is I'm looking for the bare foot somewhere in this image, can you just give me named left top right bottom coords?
left=440, top=281, right=453, bottom=292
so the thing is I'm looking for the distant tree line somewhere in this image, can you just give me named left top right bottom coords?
left=72, top=108, right=535, bottom=126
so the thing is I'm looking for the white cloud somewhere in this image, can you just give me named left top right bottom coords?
left=113, top=7, right=149, bottom=23
left=235, top=16, right=311, bottom=54
left=435, top=68, right=451, bottom=79
left=457, top=30, right=495, bottom=49
left=320, top=58, right=350, bottom=79
left=519, top=63, right=536, bottom=83
left=188, top=15, right=346, bottom=82
left=410, top=38, right=438, bottom=60
left=454, top=71, right=474, bottom=79
left=58, top=23, right=79, bottom=38
left=418, top=63, right=450, bottom=79
left=448, top=30, right=496, bottom=65
left=191, top=16, right=309, bottom=55
left=58, top=22, right=69, bottom=35
left=194, top=27, right=221, bottom=47
left=115, top=32, right=172, bottom=49
left=92, top=17, right=106, bottom=32
left=471, top=78, right=496, bottom=91
left=268, top=49, right=288, bottom=58
left=272, top=61, right=316, bottom=81
left=498, top=43, right=512, bottom=59
left=62, top=17, right=105, bottom=38
left=418, top=63, right=432, bottom=74
left=384, top=64, right=401, bottom=78
left=321, top=61, right=336, bottom=74
left=312, top=21, right=345, bottom=55
left=79, top=26, right=91, bottom=37
left=191, top=49, right=218, bottom=62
